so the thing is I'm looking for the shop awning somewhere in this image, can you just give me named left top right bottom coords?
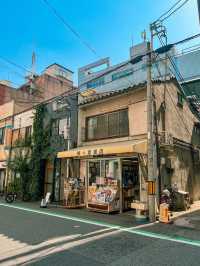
left=57, top=140, right=147, bottom=159
left=0, top=151, right=7, bottom=162
left=0, top=161, right=6, bottom=169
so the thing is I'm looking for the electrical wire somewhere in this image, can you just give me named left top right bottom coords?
left=154, top=56, right=192, bottom=137
left=0, top=56, right=32, bottom=74
left=42, top=0, right=99, bottom=58
left=156, top=0, right=190, bottom=23
left=157, top=0, right=183, bottom=21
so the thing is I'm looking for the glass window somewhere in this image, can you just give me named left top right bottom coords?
left=177, top=92, right=184, bottom=107
left=25, top=126, right=32, bottom=140
left=87, top=117, right=97, bottom=140
left=112, top=69, right=133, bottom=81
left=0, top=127, right=5, bottom=145
left=52, top=119, right=59, bottom=136
left=86, top=109, right=129, bottom=141
left=88, top=159, right=120, bottom=206
left=87, top=77, right=105, bottom=89
left=108, top=111, right=119, bottom=137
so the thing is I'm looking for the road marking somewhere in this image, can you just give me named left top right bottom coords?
left=0, top=203, right=200, bottom=248
left=0, top=230, right=123, bottom=266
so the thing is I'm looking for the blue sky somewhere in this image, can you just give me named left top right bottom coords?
left=0, top=0, right=199, bottom=86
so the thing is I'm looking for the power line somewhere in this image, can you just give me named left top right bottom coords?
left=0, top=56, right=32, bottom=74
left=154, top=56, right=192, bottom=137
left=157, top=0, right=183, bottom=21
left=173, top=33, right=200, bottom=46
left=156, top=0, right=190, bottom=23
left=42, top=0, right=99, bottom=58
left=155, top=32, right=200, bottom=114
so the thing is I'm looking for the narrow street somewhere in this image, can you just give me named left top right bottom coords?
left=0, top=203, right=199, bottom=266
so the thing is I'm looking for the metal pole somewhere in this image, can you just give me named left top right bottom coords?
left=147, top=27, right=156, bottom=222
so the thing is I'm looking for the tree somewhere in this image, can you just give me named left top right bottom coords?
left=7, top=138, right=32, bottom=199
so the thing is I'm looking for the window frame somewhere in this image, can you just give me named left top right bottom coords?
left=0, top=127, right=5, bottom=145
left=86, top=109, right=129, bottom=141
left=177, top=91, right=184, bottom=107
left=25, top=126, right=32, bottom=141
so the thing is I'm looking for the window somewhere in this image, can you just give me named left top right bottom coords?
left=112, top=69, right=133, bottom=81
left=87, top=77, right=105, bottom=89
left=0, top=127, right=5, bottom=145
left=12, top=129, right=20, bottom=145
left=52, top=119, right=59, bottom=136
left=25, top=126, right=32, bottom=140
left=177, top=92, right=184, bottom=107
left=86, top=109, right=129, bottom=141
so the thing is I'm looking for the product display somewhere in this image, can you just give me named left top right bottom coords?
left=87, top=177, right=120, bottom=213
left=64, top=178, right=85, bottom=208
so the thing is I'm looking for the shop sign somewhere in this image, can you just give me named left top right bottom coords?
left=76, top=148, right=104, bottom=157
left=147, top=181, right=155, bottom=195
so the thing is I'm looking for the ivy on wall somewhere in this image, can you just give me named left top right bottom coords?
left=31, top=104, right=52, bottom=199
left=7, top=138, right=32, bottom=198
left=8, top=103, right=57, bottom=200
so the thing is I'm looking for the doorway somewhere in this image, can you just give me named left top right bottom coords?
left=0, top=169, right=5, bottom=192
left=122, top=158, right=139, bottom=211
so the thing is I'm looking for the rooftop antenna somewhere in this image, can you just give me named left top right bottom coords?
left=131, top=35, right=134, bottom=47
left=141, top=30, right=147, bottom=42
left=29, top=51, right=36, bottom=95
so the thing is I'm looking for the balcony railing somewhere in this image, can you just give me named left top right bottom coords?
left=158, top=131, right=174, bottom=146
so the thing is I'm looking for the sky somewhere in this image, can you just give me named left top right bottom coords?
left=0, top=0, right=199, bottom=87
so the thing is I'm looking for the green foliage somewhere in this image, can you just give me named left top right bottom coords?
left=31, top=104, right=52, bottom=199
left=8, top=104, right=53, bottom=200
left=7, top=140, right=31, bottom=197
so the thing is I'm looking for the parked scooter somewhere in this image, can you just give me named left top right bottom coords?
left=161, top=184, right=190, bottom=211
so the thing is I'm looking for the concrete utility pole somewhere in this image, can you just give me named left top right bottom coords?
left=147, top=26, right=156, bottom=222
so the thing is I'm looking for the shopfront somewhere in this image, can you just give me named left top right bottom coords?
left=58, top=140, right=147, bottom=213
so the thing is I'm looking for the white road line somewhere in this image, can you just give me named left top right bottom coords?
left=0, top=203, right=200, bottom=249
left=0, top=230, right=122, bottom=266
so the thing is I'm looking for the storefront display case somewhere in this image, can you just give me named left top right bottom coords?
left=63, top=178, right=85, bottom=208
left=87, top=159, right=120, bottom=213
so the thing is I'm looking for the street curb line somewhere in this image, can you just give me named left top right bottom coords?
left=1, top=203, right=200, bottom=248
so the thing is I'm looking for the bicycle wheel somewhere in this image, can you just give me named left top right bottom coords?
left=5, top=193, right=14, bottom=203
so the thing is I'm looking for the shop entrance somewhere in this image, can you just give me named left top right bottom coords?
left=122, top=158, right=140, bottom=211
left=87, top=157, right=140, bottom=213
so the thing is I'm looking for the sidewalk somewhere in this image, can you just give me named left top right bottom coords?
left=172, top=200, right=200, bottom=220
left=0, top=200, right=149, bottom=228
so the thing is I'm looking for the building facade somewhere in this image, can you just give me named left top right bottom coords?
left=43, top=91, right=78, bottom=202
left=58, top=78, right=200, bottom=214
left=0, top=101, right=14, bottom=192
left=6, top=90, right=78, bottom=201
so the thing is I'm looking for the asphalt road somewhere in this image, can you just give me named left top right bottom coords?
left=0, top=203, right=200, bottom=266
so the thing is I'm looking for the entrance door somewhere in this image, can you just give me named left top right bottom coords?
left=122, top=158, right=139, bottom=210
left=88, top=161, right=100, bottom=185
left=44, top=161, right=54, bottom=197
left=0, top=169, right=5, bottom=192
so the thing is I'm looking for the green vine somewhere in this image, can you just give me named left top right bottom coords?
left=31, top=104, right=52, bottom=199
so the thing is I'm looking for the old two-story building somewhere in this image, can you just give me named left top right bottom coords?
left=58, top=77, right=200, bottom=214
left=0, top=101, right=14, bottom=192
left=43, top=91, right=78, bottom=202
left=0, top=63, right=75, bottom=193
left=7, top=89, right=78, bottom=201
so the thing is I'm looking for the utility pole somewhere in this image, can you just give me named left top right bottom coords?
left=147, top=25, right=156, bottom=222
